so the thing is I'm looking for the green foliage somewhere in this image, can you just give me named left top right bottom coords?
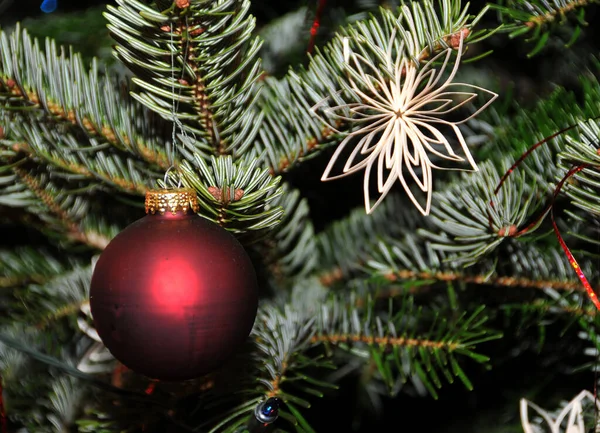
left=316, top=194, right=420, bottom=279
left=105, top=0, right=264, bottom=157
left=0, top=327, right=88, bottom=432
left=557, top=118, right=600, bottom=216
left=175, top=154, right=283, bottom=236
left=421, top=159, right=544, bottom=266
left=260, top=184, right=320, bottom=282
left=315, top=291, right=501, bottom=399
left=0, top=247, right=69, bottom=289
left=18, top=265, right=91, bottom=329
left=0, top=25, right=171, bottom=195
left=2, top=0, right=600, bottom=432
left=0, top=167, right=122, bottom=249
left=490, top=0, right=599, bottom=56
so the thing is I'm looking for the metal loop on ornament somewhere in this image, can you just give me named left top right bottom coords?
left=162, top=165, right=183, bottom=189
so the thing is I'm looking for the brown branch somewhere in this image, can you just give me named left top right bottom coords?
left=526, top=0, right=593, bottom=27
left=163, top=19, right=227, bottom=155
left=384, top=269, right=588, bottom=292
left=8, top=138, right=147, bottom=195
left=311, top=333, right=458, bottom=350
left=13, top=167, right=110, bottom=250
left=2, top=78, right=171, bottom=170
left=272, top=124, right=337, bottom=175
left=11, top=141, right=90, bottom=177
left=529, top=299, right=598, bottom=317
left=265, top=361, right=286, bottom=399
left=320, top=266, right=589, bottom=293
left=35, top=299, right=89, bottom=330
left=0, top=275, right=49, bottom=288
left=417, top=27, right=471, bottom=62
left=253, top=331, right=287, bottom=398
left=354, top=286, right=428, bottom=307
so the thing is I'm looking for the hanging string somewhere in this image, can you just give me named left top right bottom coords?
left=164, top=18, right=196, bottom=188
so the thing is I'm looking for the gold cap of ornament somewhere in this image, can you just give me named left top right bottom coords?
left=145, top=188, right=200, bottom=215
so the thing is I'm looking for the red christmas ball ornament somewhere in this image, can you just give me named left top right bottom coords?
left=89, top=188, right=258, bottom=381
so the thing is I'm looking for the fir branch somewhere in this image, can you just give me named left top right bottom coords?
left=478, top=80, right=600, bottom=187
left=507, top=288, right=598, bottom=321
left=380, top=268, right=588, bottom=292
left=23, top=266, right=91, bottom=331
left=1, top=115, right=152, bottom=195
left=473, top=71, right=600, bottom=246
left=366, top=232, right=598, bottom=293
left=175, top=154, right=283, bottom=236
left=197, top=290, right=335, bottom=433
left=0, top=27, right=172, bottom=171
left=0, top=327, right=89, bottom=430
left=252, top=75, right=337, bottom=175
left=105, top=0, right=264, bottom=157
left=0, top=247, right=68, bottom=289
left=0, top=328, right=198, bottom=431
left=9, top=167, right=111, bottom=249
left=525, top=0, right=593, bottom=27
left=316, top=194, right=420, bottom=286
left=556, top=118, right=600, bottom=217
left=45, top=376, right=87, bottom=432
left=0, top=331, right=169, bottom=403
left=311, top=332, right=458, bottom=350
left=420, top=159, right=545, bottom=266
left=315, top=292, right=501, bottom=398
left=256, top=184, right=319, bottom=285
left=0, top=329, right=28, bottom=383
left=254, top=303, right=328, bottom=396
left=491, top=0, right=599, bottom=55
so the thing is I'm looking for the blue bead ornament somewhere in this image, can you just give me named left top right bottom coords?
left=254, top=397, right=282, bottom=424
left=40, top=0, right=57, bottom=13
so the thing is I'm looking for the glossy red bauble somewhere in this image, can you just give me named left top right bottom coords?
left=89, top=189, right=258, bottom=381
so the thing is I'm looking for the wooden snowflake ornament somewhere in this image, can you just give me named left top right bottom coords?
left=312, top=32, right=498, bottom=215
left=520, top=390, right=600, bottom=433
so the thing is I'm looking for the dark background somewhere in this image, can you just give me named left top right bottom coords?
left=1, top=0, right=599, bottom=432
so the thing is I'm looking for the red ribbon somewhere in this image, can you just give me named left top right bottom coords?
left=490, top=118, right=600, bottom=310
left=144, top=380, right=158, bottom=395
left=307, top=0, right=327, bottom=54
left=549, top=164, right=600, bottom=310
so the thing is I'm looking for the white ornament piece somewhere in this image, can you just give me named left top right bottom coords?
left=77, top=299, right=114, bottom=373
left=521, top=390, right=600, bottom=433
left=77, top=342, right=114, bottom=374
left=312, top=33, right=497, bottom=215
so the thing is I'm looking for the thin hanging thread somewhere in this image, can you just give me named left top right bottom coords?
left=164, top=18, right=196, bottom=188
